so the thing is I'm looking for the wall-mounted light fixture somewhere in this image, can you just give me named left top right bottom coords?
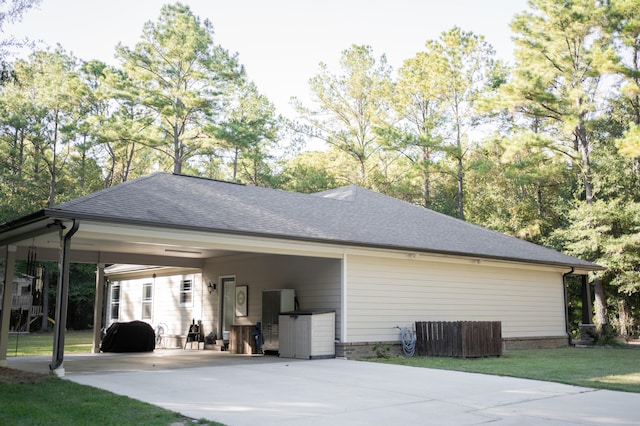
left=208, top=281, right=217, bottom=294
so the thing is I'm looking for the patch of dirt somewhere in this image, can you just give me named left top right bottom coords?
left=0, top=367, right=51, bottom=384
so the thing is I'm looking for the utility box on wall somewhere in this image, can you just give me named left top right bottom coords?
left=279, top=310, right=335, bottom=359
left=261, top=289, right=295, bottom=353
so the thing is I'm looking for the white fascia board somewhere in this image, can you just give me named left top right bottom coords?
left=76, top=221, right=346, bottom=259
left=76, top=221, right=588, bottom=274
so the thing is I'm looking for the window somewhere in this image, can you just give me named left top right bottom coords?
left=142, top=282, right=153, bottom=320
left=180, top=279, right=193, bottom=306
left=110, top=284, right=120, bottom=320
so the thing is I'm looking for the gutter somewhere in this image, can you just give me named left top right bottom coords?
left=0, top=209, right=46, bottom=233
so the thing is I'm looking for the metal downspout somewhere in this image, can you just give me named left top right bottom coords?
left=50, top=220, right=79, bottom=375
left=562, top=267, right=575, bottom=344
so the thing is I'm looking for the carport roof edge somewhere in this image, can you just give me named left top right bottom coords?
left=1, top=172, right=602, bottom=271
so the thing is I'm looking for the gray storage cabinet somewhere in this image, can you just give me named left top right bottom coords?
left=279, top=310, right=336, bottom=359
left=261, top=289, right=295, bottom=353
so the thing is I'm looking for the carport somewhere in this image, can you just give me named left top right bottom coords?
left=0, top=213, right=344, bottom=376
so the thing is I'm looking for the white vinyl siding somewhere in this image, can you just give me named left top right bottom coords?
left=108, top=250, right=568, bottom=347
left=203, top=254, right=342, bottom=339
left=345, top=254, right=566, bottom=342
left=106, top=272, right=203, bottom=344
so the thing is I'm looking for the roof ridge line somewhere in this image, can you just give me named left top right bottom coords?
left=172, top=173, right=246, bottom=186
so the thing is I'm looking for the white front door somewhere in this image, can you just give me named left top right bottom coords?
left=220, top=276, right=236, bottom=340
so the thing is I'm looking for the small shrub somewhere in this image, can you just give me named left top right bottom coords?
left=594, top=324, right=625, bottom=347
left=373, top=342, right=391, bottom=358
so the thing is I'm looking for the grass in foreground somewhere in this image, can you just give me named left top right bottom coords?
left=366, top=346, right=640, bottom=393
left=6, top=330, right=93, bottom=356
left=0, top=377, right=222, bottom=426
left=2, top=331, right=224, bottom=425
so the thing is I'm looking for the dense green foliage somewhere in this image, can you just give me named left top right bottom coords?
left=2, top=1, right=640, bottom=336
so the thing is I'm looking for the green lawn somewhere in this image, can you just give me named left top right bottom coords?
left=367, top=346, right=640, bottom=393
left=4, top=332, right=640, bottom=425
left=6, top=330, right=94, bottom=356
left=2, top=331, right=223, bottom=425
left=0, top=378, right=221, bottom=426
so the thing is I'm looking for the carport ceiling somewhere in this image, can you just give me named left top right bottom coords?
left=1, top=219, right=243, bottom=266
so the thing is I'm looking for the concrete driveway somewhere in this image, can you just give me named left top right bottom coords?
left=8, top=351, right=640, bottom=425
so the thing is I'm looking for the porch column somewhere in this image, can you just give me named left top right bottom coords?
left=341, top=253, right=348, bottom=343
left=576, top=274, right=596, bottom=346
left=0, top=245, right=17, bottom=366
left=92, top=263, right=105, bottom=353
left=581, top=275, right=593, bottom=325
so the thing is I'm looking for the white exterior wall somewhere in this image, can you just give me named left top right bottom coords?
left=203, top=254, right=342, bottom=339
left=108, top=249, right=570, bottom=347
left=107, top=268, right=208, bottom=344
left=345, top=254, right=567, bottom=343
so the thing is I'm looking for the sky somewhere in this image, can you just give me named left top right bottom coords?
left=7, top=0, right=529, bottom=119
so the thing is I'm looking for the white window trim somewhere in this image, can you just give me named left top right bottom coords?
left=110, top=284, right=120, bottom=321
left=180, top=278, right=193, bottom=307
left=142, top=282, right=153, bottom=320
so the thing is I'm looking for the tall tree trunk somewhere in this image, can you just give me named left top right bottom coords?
left=104, top=143, right=115, bottom=188
left=80, top=135, right=87, bottom=190
left=233, top=146, right=239, bottom=180
left=422, top=147, right=431, bottom=208
left=458, top=158, right=464, bottom=220
left=577, top=126, right=594, bottom=204
left=593, top=279, right=607, bottom=332
left=124, top=142, right=135, bottom=183
left=457, top=156, right=465, bottom=221
left=617, top=298, right=632, bottom=340
left=358, top=154, right=367, bottom=186
left=577, top=122, right=606, bottom=328
left=173, top=124, right=182, bottom=174
left=423, top=176, right=431, bottom=208
left=48, top=112, right=59, bottom=207
left=454, top=108, right=465, bottom=221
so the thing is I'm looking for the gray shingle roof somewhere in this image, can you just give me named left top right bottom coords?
left=46, top=172, right=597, bottom=269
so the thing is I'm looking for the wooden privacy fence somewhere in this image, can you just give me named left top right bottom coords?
left=415, top=321, right=502, bottom=358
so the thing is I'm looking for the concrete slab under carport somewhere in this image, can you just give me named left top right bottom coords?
left=7, top=350, right=640, bottom=425
left=6, top=349, right=287, bottom=375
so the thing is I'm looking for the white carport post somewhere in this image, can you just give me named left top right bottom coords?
left=341, top=253, right=348, bottom=343
left=0, top=245, right=17, bottom=366
left=92, top=263, right=105, bottom=353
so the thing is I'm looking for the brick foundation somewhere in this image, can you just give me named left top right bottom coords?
left=336, top=335, right=570, bottom=358
left=502, top=336, right=569, bottom=350
left=336, top=341, right=403, bottom=358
